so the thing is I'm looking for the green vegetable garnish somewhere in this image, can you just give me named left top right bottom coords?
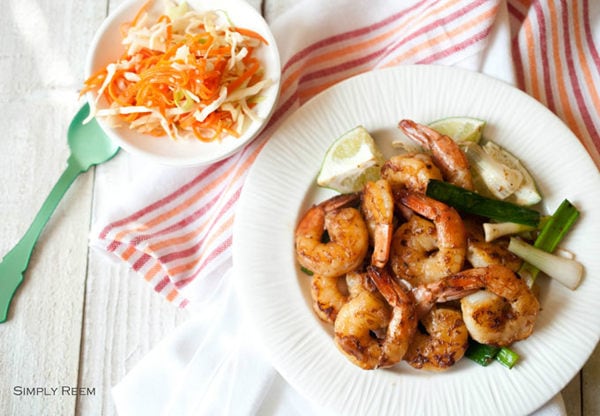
left=426, top=179, right=541, bottom=227
left=517, top=199, right=580, bottom=287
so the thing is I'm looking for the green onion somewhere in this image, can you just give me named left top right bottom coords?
left=466, top=341, right=520, bottom=369
left=465, top=341, right=500, bottom=366
left=533, top=199, right=579, bottom=251
left=300, top=266, right=314, bottom=276
left=509, top=237, right=584, bottom=289
left=482, top=221, right=537, bottom=242
left=426, top=180, right=541, bottom=227
left=495, top=347, right=520, bottom=369
left=517, top=199, right=580, bottom=287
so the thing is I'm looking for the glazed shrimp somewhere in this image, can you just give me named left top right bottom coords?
left=381, top=153, right=443, bottom=194
left=403, top=306, right=469, bottom=371
left=398, top=119, right=473, bottom=190
left=295, top=194, right=369, bottom=277
left=362, top=179, right=394, bottom=267
left=430, top=265, right=540, bottom=346
left=390, top=191, right=466, bottom=286
left=334, top=266, right=417, bottom=369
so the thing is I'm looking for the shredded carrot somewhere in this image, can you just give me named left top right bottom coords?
left=82, top=1, right=270, bottom=142
left=233, top=27, right=269, bottom=45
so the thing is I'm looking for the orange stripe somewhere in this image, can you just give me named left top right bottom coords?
left=546, top=1, right=585, bottom=140
left=382, top=4, right=497, bottom=68
left=298, top=3, right=490, bottom=102
left=111, top=165, right=231, bottom=243
left=167, top=259, right=199, bottom=276
left=571, top=1, right=600, bottom=117
left=144, top=263, right=162, bottom=282
left=166, top=289, right=179, bottom=302
left=201, top=215, right=234, bottom=255
left=166, top=214, right=234, bottom=276
left=121, top=245, right=136, bottom=261
left=148, top=140, right=263, bottom=255
left=148, top=226, right=205, bottom=252
left=281, top=1, right=454, bottom=96
left=522, top=11, right=540, bottom=100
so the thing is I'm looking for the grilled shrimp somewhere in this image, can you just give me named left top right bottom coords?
left=464, top=218, right=522, bottom=271
left=398, top=119, right=473, bottom=190
left=295, top=194, right=369, bottom=278
left=367, top=266, right=418, bottom=368
left=390, top=191, right=466, bottom=286
left=404, top=306, right=469, bottom=371
left=310, top=274, right=348, bottom=324
left=381, top=153, right=443, bottom=194
left=333, top=285, right=391, bottom=370
left=334, top=266, right=417, bottom=369
left=362, top=179, right=395, bottom=268
left=427, top=265, right=539, bottom=346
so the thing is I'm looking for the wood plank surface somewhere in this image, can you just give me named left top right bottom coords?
left=0, top=1, right=597, bottom=415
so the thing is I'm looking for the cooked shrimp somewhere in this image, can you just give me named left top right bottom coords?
left=334, top=266, right=417, bottom=369
left=381, top=153, right=443, bottom=194
left=390, top=191, right=466, bottom=286
left=295, top=194, right=369, bottom=277
left=464, top=218, right=522, bottom=271
left=367, top=266, right=418, bottom=368
left=398, top=119, right=473, bottom=190
left=362, top=179, right=394, bottom=267
left=333, top=286, right=391, bottom=370
left=346, top=270, right=377, bottom=298
left=310, top=274, right=348, bottom=324
left=432, top=265, right=539, bottom=346
left=404, top=306, right=469, bottom=371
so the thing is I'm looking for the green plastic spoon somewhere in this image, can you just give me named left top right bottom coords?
left=0, top=104, right=119, bottom=323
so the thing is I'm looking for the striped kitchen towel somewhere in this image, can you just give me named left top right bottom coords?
left=93, top=0, right=600, bottom=306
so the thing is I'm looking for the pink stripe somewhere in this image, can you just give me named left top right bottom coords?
left=133, top=253, right=151, bottom=271
left=281, top=0, right=427, bottom=74
left=582, top=0, right=600, bottom=77
left=419, top=25, right=492, bottom=63
left=158, top=188, right=241, bottom=264
left=532, top=1, right=556, bottom=110
left=99, top=158, right=228, bottom=239
left=107, top=239, right=122, bottom=253
left=561, top=3, right=599, bottom=140
left=507, top=2, right=526, bottom=89
left=154, top=275, right=170, bottom=292
left=507, top=0, right=526, bottom=22
left=174, top=235, right=232, bottom=288
left=128, top=191, right=222, bottom=247
left=296, top=0, right=490, bottom=88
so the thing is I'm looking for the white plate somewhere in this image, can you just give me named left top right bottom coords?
left=232, top=65, right=600, bottom=415
left=85, top=0, right=281, bottom=167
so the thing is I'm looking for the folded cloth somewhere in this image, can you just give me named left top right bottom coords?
left=94, top=0, right=600, bottom=414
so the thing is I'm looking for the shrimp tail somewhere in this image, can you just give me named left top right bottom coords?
left=398, top=119, right=473, bottom=190
left=320, top=192, right=361, bottom=212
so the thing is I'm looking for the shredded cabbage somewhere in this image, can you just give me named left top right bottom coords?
left=82, top=0, right=271, bottom=142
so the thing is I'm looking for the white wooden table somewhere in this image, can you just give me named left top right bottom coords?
left=0, top=1, right=598, bottom=415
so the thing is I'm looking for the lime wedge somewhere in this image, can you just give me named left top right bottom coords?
left=317, top=125, right=385, bottom=193
left=429, top=116, right=486, bottom=143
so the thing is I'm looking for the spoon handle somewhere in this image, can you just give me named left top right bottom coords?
left=0, top=156, right=84, bottom=323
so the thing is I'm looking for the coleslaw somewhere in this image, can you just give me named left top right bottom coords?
left=82, top=0, right=272, bottom=142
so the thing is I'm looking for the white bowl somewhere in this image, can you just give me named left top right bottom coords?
left=85, top=0, right=281, bottom=167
